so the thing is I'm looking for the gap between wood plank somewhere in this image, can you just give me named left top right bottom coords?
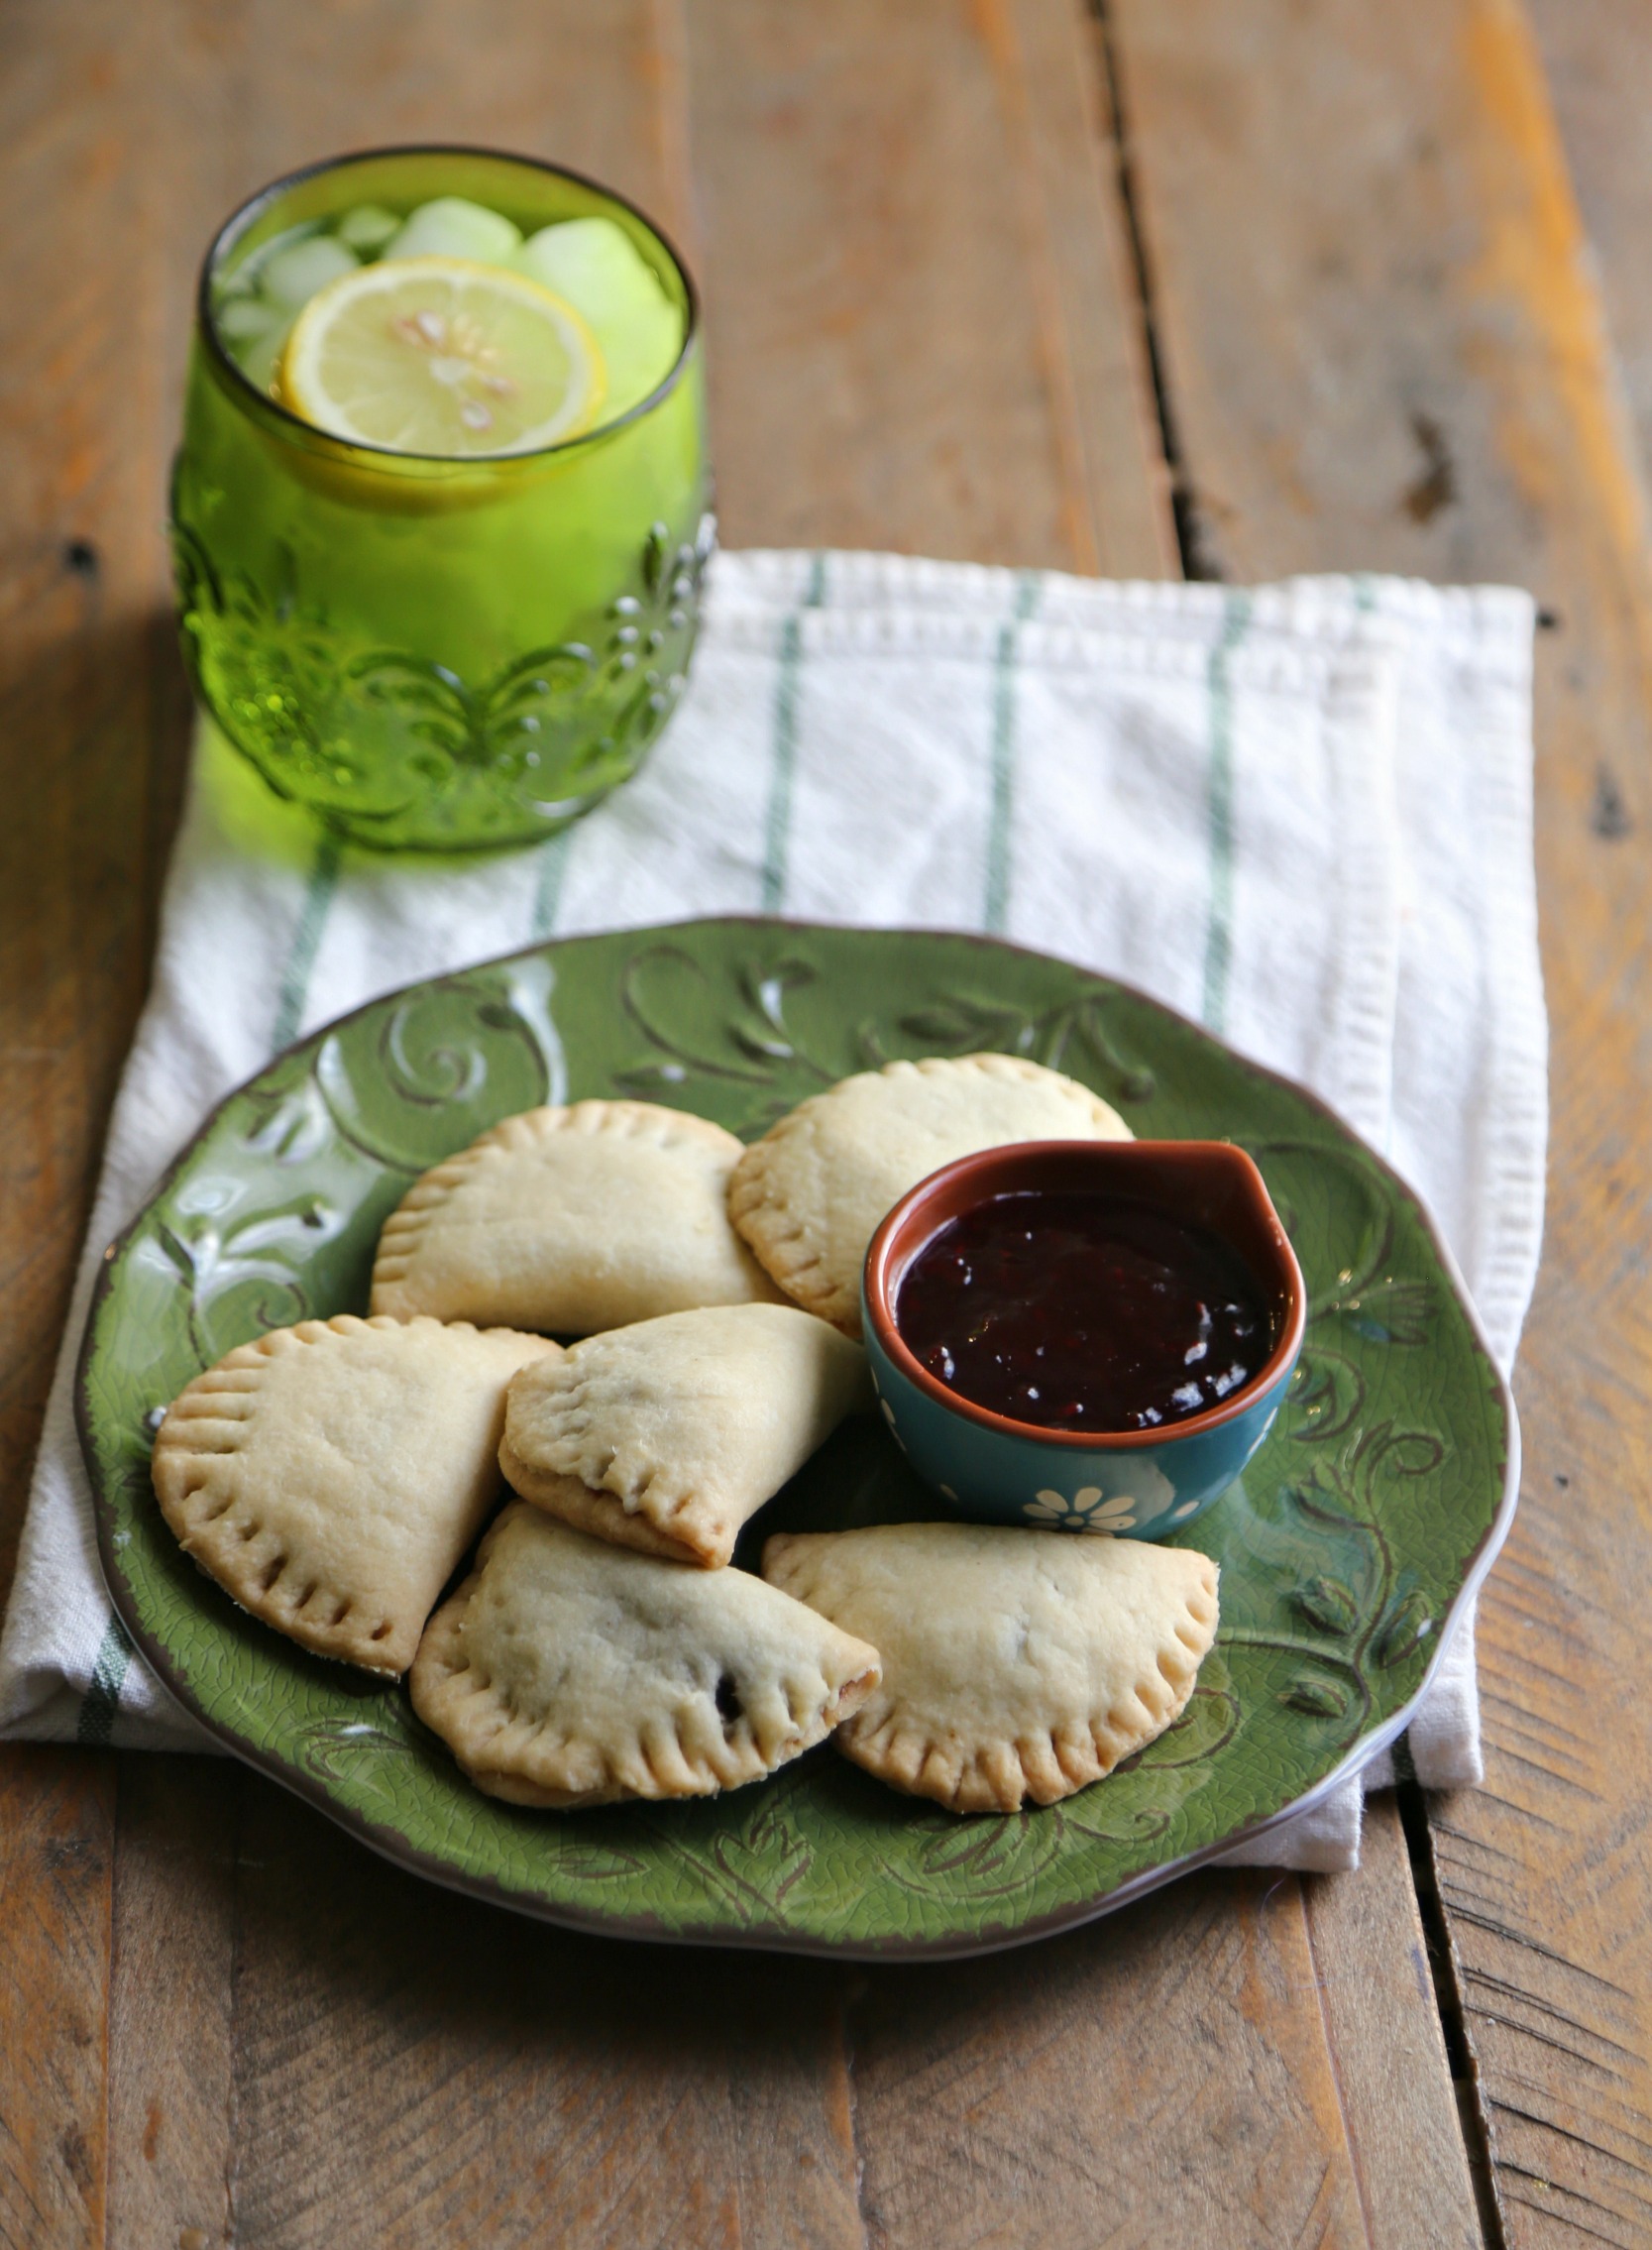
left=978, top=0, right=1103, bottom=576
left=1298, top=1878, right=1379, bottom=2250
left=1395, top=1761, right=1509, bottom=2250
left=838, top=1972, right=872, bottom=2248
left=1088, top=0, right=1216, bottom=580
left=1095, top=0, right=1652, bottom=2207
left=1087, top=7, right=1507, bottom=2236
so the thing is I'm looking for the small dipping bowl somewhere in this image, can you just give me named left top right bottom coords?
left=860, top=1140, right=1306, bottom=1539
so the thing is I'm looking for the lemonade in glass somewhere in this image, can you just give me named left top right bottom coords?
left=172, top=147, right=711, bottom=852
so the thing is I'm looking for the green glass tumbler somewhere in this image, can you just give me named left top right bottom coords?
left=171, top=146, right=712, bottom=853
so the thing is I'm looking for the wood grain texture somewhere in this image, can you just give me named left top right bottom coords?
left=1528, top=0, right=1652, bottom=490
left=1110, top=1, right=1652, bottom=2240
left=0, top=13, right=188, bottom=2243
left=0, top=0, right=191, bottom=1617
left=684, top=0, right=1175, bottom=575
left=224, top=1775, right=861, bottom=2250
left=851, top=1872, right=1368, bottom=2250
left=0, top=1748, right=116, bottom=2250
left=107, top=1758, right=237, bottom=2250
left=1303, top=1796, right=1483, bottom=2250
left=0, top=1, right=1524, bottom=2243
left=845, top=1820, right=1481, bottom=2250
left=150, top=0, right=692, bottom=266
left=2, top=11, right=866, bottom=2248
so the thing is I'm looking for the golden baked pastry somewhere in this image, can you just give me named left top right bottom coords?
left=410, top=1504, right=882, bottom=1807
left=152, top=1314, right=557, bottom=1676
left=500, top=1302, right=870, bottom=1568
left=763, top=1520, right=1218, bottom=1812
left=371, top=1099, right=783, bottom=1334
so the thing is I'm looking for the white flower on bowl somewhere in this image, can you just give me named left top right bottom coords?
left=879, top=1397, right=908, bottom=1454
left=1025, top=1486, right=1139, bottom=1534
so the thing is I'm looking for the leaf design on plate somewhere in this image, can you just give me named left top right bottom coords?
left=543, top=1834, right=649, bottom=1883
left=1290, top=1575, right=1360, bottom=1635
left=1287, top=1345, right=1366, bottom=1445
left=1134, top=1683, right=1242, bottom=1770
left=291, top=1714, right=415, bottom=1789
left=1376, top=1591, right=1435, bottom=1669
left=615, top=943, right=801, bottom=1093
left=714, top=1815, right=812, bottom=1908
left=1336, top=1276, right=1433, bottom=1347
left=242, top=1077, right=335, bottom=1165
left=862, top=988, right=1156, bottom=1106
left=141, top=1198, right=335, bottom=1362
left=888, top=1805, right=1070, bottom=1898
left=312, top=967, right=559, bottom=1173
left=897, top=998, right=1032, bottom=1053
left=1281, top=1675, right=1351, bottom=1720
left=1058, top=995, right=1157, bottom=1102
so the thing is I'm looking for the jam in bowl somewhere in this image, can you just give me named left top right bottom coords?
left=859, top=1140, right=1306, bottom=1538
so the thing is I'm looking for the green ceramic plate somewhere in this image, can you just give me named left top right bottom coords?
left=78, top=919, right=1517, bottom=1958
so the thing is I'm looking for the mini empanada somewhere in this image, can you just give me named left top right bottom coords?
left=499, top=1303, right=870, bottom=1569
left=410, top=1503, right=882, bottom=1807
left=762, top=1522, right=1218, bottom=1813
left=371, top=1100, right=784, bottom=1335
left=728, top=1055, right=1132, bottom=1335
left=152, top=1314, right=557, bottom=1676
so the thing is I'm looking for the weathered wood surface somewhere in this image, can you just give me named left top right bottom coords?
left=10, top=0, right=1641, bottom=2240
left=1529, top=0, right=1652, bottom=489
left=0, top=1750, right=116, bottom=2250
left=105, top=1758, right=236, bottom=2250
left=851, top=1811, right=1477, bottom=2250
left=1110, top=2, right=1652, bottom=2242
left=691, top=0, right=1173, bottom=576
left=0, top=7, right=189, bottom=2243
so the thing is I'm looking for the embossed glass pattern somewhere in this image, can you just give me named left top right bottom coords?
left=171, top=148, right=711, bottom=852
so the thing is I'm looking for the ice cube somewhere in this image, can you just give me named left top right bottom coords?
left=216, top=294, right=282, bottom=342
left=261, top=235, right=360, bottom=310
left=514, top=217, right=682, bottom=417
left=239, top=316, right=294, bottom=395
left=336, top=203, right=401, bottom=255
left=384, top=197, right=522, bottom=266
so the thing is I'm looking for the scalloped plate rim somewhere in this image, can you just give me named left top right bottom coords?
left=76, top=914, right=1522, bottom=1960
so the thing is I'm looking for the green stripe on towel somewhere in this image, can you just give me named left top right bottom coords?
left=76, top=1612, right=134, bottom=1746
left=271, top=833, right=342, bottom=1052
left=1200, top=591, right=1253, bottom=1034
left=983, top=572, right=1043, bottom=935
left=759, top=553, right=826, bottom=912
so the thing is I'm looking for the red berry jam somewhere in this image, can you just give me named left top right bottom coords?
left=893, top=1188, right=1270, bottom=1433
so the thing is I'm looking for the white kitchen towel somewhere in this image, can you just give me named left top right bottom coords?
left=0, top=553, right=1544, bottom=1875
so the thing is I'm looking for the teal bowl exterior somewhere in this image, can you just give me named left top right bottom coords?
left=861, top=1303, right=1293, bottom=1536
left=860, top=1139, right=1306, bottom=1540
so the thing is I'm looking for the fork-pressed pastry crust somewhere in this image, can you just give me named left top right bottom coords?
left=727, top=1054, right=1132, bottom=1336
left=409, top=1504, right=882, bottom=1808
left=499, top=1303, right=870, bottom=1569
left=371, top=1099, right=785, bottom=1335
left=762, top=1521, right=1218, bottom=1813
left=151, top=1314, right=557, bottom=1677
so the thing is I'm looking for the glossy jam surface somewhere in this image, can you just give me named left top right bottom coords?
left=893, top=1188, right=1271, bottom=1433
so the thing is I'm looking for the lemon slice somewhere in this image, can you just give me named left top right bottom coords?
left=280, top=256, right=606, bottom=457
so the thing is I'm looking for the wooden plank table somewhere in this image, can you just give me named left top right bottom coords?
left=0, top=4, right=1643, bottom=2242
